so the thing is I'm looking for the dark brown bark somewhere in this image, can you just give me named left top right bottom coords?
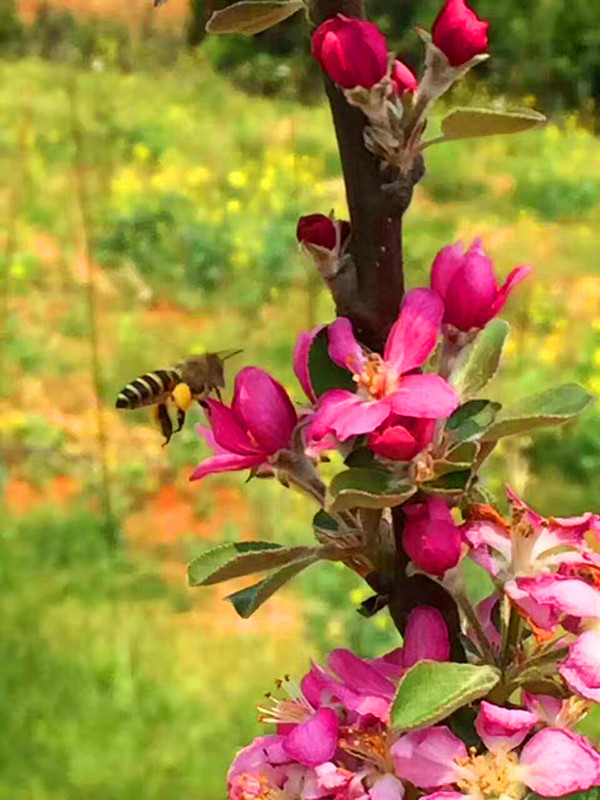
left=313, top=0, right=461, bottom=653
left=313, top=0, right=424, bottom=353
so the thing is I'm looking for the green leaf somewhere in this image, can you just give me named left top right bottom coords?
left=445, top=441, right=479, bottom=465
left=451, top=320, right=509, bottom=400
left=446, top=400, right=501, bottom=443
left=327, top=468, right=416, bottom=512
left=391, top=662, right=501, bottom=731
left=313, top=510, right=340, bottom=543
left=188, top=541, right=316, bottom=586
left=440, top=107, right=546, bottom=141
left=308, top=327, right=356, bottom=398
left=206, top=0, right=303, bottom=35
left=344, top=446, right=376, bottom=468
left=423, top=469, right=471, bottom=494
left=227, top=556, right=317, bottom=618
left=482, top=383, right=593, bottom=441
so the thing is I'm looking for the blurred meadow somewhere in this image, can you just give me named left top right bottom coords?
left=2, top=1, right=600, bottom=797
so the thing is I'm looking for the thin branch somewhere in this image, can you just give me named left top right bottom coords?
left=66, top=74, right=117, bottom=548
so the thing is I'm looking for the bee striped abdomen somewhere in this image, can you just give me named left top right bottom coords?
left=115, top=369, right=181, bottom=410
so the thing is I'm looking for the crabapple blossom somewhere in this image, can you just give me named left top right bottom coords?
left=312, top=15, right=389, bottom=90
left=431, top=0, right=489, bottom=68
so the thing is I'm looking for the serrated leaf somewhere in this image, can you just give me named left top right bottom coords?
left=206, top=0, right=303, bottom=35
left=441, top=107, right=546, bottom=142
left=327, top=468, right=416, bottom=512
left=482, top=383, right=593, bottom=441
left=308, top=327, right=356, bottom=398
left=188, top=541, right=316, bottom=586
left=451, top=320, right=509, bottom=400
left=423, top=469, right=471, bottom=494
left=391, top=662, right=500, bottom=731
left=227, top=556, right=317, bottom=618
left=446, top=400, right=501, bottom=443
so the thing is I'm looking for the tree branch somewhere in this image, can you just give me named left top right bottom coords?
left=313, top=0, right=424, bottom=353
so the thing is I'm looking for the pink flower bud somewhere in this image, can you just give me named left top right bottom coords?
left=368, top=416, right=434, bottom=461
left=296, top=214, right=350, bottom=253
left=432, top=0, right=489, bottom=67
left=311, top=15, right=389, bottom=90
left=402, top=497, right=462, bottom=576
left=391, top=60, right=418, bottom=95
left=431, top=239, right=531, bottom=331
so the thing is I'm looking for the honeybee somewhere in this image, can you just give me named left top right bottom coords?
left=115, top=350, right=241, bottom=444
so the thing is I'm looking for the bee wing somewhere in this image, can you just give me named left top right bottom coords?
left=217, top=349, right=243, bottom=361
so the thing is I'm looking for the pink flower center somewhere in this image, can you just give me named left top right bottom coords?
left=352, top=354, right=392, bottom=399
left=339, top=728, right=394, bottom=773
left=257, top=675, right=314, bottom=725
left=230, top=772, right=272, bottom=800
left=456, top=748, right=524, bottom=800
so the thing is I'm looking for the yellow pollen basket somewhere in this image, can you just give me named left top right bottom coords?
left=172, top=382, right=193, bottom=412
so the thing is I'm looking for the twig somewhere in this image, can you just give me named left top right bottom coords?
left=66, top=73, right=117, bottom=548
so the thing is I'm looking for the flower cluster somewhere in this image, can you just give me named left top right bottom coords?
left=227, top=608, right=600, bottom=799
left=310, top=0, right=489, bottom=170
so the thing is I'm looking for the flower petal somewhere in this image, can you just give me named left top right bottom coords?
left=403, top=606, right=450, bottom=668
left=559, top=629, right=600, bottom=702
left=328, top=648, right=396, bottom=699
left=521, top=728, right=600, bottom=797
left=475, top=701, right=538, bottom=752
left=392, top=727, right=467, bottom=789
left=384, top=288, right=444, bottom=375
left=189, top=452, right=263, bottom=481
left=328, top=317, right=365, bottom=373
left=233, top=367, right=297, bottom=454
left=294, top=326, right=323, bottom=403
left=204, top=398, right=258, bottom=455
left=312, top=390, right=391, bottom=440
left=489, top=264, right=532, bottom=319
left=522, top=692, right=563, bottom=726
left=444, top=239, right=498, bottom=329
left=390, top=374, right=459, bottom=418
left=369, top=775, right=405, bottom=800
left=514, top=574, right=600, bottom=620
left=431, top=241, right=466, bottom=298
left=367, top=423, right=419, bottom=461
left=282, top=707, right=339, bottom=768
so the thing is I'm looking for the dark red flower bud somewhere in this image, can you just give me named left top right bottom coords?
left=311, top=14, right=389, bottom=90
left=432, top=0, right=489, bottom=67
left=391, top=60, right=418, bottom=95
left=297, top=214, right=337, bottom=251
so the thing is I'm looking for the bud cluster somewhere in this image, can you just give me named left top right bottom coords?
left=311, top=0, right=489, bottom=170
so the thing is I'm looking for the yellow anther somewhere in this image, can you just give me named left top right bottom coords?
left=172, top=382, right=193, bottom=412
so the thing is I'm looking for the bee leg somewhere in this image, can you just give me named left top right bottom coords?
left=215, top=387, right=223, bottom=402
left=175, top=407, right=186, bottom=434
left=153, top=403, right=174, bottom=446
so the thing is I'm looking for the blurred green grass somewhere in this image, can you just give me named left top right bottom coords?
left=2, top=57, right=600, bottom=797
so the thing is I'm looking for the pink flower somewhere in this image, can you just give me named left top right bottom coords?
left=367, top=416, right=435, bottom=461
left=191, top=367, right=297, bottom=481
left=312, top=15, right=389, bottom=90
left=431, top=239, right=531, bottom=331
left=431, top=0, right=489, bottom=68
left=227, top=735, right=311, bottom=799
left=402, top=497, right=462, bottom=576
left=297, top=213, right=350, bottom=253
left=310, top=289, right=459, bottom=442
left=371, top=606, right=450, bottom=678
left=391, top=60, right=418, bottom=95
left=393, top=717, right=600, bottom=799
left=294, top=325, right=323, bottom=404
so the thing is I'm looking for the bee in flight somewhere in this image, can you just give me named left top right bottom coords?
left=115, top=350, right=241, bottom=445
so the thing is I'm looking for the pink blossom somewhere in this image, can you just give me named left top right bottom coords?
left=294, top=325, right=323, bottom=404
left=506, top=573, right=600, bottom=633
left=297, top=213, right=351, bottom=254
left=310, top=289, right=459, bottom=442
left=431, top=239, right=531, bottom=331
left=394, top=722, right=600, bottom=798
left=431, top=0, right=489, bottom=68
left=473, top=593, right=501, bottom=650
left=312, top=15, right=389, bottom=90
left=367, top=416, right=435, bottom=461
left=372, top=607, right=450, bottom=682
left=391, top=60, right=418, bottom=95
left=191, top=367, right=297, bottom=481
left=227, top=735, right=311, bottom=799
left=402, top=497, right=462, bottom=576
left=283, top=707, right=339, bottom=767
